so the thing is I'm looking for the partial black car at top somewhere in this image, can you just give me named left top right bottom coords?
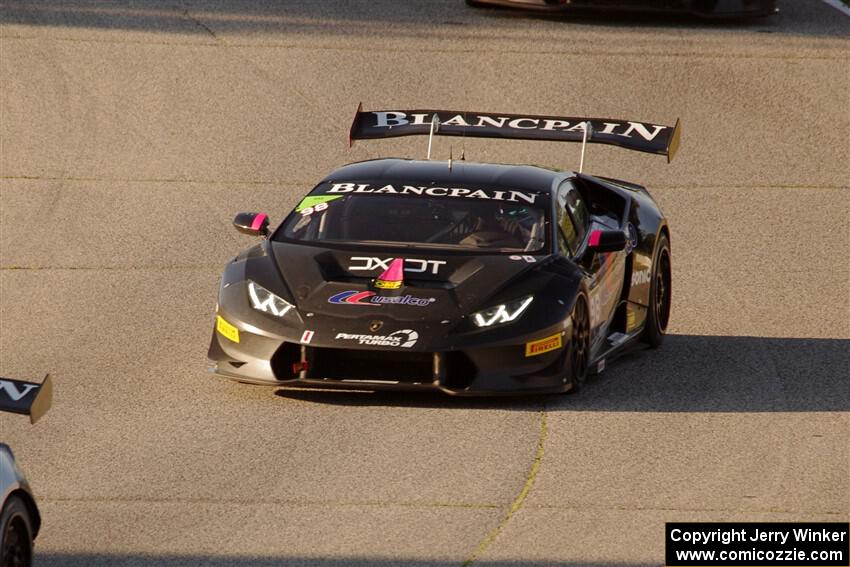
left=208, top=108, right=678, bottom=395
left=466, top=0, right=777, bottom=18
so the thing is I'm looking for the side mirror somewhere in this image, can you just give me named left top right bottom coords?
left=587, top=229, right=627, bottom=253
left=233, top=212, right=270, bottom=237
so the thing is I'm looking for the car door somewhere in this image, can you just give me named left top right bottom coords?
left=555, top=180, right=626, bottom=351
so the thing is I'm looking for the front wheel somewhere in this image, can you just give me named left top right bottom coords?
left=566, top=295, right=590, bottom=393
left=642, top=233, right=671, bottom=348
left=1, top=495, right=34, bottom=567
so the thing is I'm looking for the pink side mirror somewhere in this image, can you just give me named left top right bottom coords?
left=233, top=212, right=270, bottom=237
left=587, top=229, right=627, bottom=253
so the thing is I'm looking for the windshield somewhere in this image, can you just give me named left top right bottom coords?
left=275, top=182, right=549, bottom=253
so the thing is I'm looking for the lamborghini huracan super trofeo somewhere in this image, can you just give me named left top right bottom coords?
left=208, top=108, right=679, bottom=395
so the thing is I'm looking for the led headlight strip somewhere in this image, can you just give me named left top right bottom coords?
left=248, top=281, right=294, bottom=317
left=472, top=296, right=533, bottom=328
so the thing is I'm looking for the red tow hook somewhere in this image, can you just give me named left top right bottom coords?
left=292, top=361, right=309, bottom=375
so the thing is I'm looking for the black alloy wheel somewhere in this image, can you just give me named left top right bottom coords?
left=568, top=296, right=590, bottom=392
left=1, top=496, right=33, bottom=567
left=642, top=233, right=671, bottom=348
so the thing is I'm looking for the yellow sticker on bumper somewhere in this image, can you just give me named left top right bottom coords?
left=216, top=315, right=240, bottom=343
left=525, top=333, right=562, bottom=357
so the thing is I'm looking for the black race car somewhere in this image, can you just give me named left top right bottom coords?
left=208, top=107, right=679, bottom=395
left=465, top=0, right=777, bottom=18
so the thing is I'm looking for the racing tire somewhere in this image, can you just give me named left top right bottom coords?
left=566, top=295, right=590, bottom=393
left=1, top=495, right=34, bottom=567
left=641, top=233, right=671, bottom=348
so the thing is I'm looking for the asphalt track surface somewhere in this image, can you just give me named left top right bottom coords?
left=1, top=1, right=848, bottom=565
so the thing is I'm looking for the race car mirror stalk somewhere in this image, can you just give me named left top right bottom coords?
left=587, top=229, right=628, bottom=253
left=233, top=212, right=270, bottom=237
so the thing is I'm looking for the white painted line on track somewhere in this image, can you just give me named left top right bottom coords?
left=818, top=0, right=850, bottom=17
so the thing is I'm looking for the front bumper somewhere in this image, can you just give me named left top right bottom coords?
left=208, top=316, right=575, bottom=396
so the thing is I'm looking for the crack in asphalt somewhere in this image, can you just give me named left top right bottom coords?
left=181, top=8, right=218, bottom=40
left=462, top=407, right=548, bottom=567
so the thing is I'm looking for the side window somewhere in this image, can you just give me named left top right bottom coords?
left=557, top=228, right=571, bottom=256
left=556, top=181, right=588, bottom=254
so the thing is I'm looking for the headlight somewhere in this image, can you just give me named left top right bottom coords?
left=472, top=296, right=533, bottom=328
left=247, top=281, right=295, bottom=317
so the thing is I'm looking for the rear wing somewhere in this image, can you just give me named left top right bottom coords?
left=0, top=374, right=52, bottom=424
left=349, top=105, right=681, bottom=163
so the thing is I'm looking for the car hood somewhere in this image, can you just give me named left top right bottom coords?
left=269, top=242, right=549, bottom=322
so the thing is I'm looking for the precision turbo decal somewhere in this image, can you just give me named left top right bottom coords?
left=328, top=291, right=435, bottom=307
left=326, top=183, right=538, bottom=204
left=525, top=333, right=562, bottom=357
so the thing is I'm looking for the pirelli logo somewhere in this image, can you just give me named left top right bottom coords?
left=216, top=315, right=240, bottom=343
left=525, top=333, right=562, bottom=357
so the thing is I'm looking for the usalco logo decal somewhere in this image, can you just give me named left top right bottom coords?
left=335, top=329, right=419, bottom=348
left=328, top=291, right=435, bottom=307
